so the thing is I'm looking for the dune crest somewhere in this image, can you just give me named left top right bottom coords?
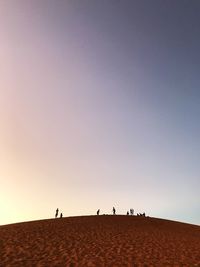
left=0, top=215, right=200, bottom=266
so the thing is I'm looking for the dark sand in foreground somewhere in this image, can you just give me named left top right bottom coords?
left=0, top=215, right=200, bottom=266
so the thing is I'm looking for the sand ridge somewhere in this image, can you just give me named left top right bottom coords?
left=0, top=215, right=200, bottom=266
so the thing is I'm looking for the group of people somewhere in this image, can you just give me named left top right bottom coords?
left=96, top=207, right=116, bottom=215
left=96, top=207, right=136, bottom=216
left=55, top=208, right=63, bottom=218
left=126, top=208, right=134, bottom=215
left=55, top=207, right=146, bottom=218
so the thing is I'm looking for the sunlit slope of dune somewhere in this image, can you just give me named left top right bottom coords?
left=0, top=215, right=200, bottom=266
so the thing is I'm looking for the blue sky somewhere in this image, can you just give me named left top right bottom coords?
left=0, top=1, right=199, bottom=225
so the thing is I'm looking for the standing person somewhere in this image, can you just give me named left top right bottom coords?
left=60, top=213, right=63, bottom=218
left=97, top=209, right=100, bottom=215
left=55, top=208, right=59, bottom=218
left=113, top=207, right=116, bottom=215
left=127, top=211, right=129, bottom=215
left=130, top=208, right=134, bottom=215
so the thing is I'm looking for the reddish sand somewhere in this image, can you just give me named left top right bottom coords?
left=0, top=215, right=200, bottom=267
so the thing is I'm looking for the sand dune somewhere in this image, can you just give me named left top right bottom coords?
left=0, top=215, right=199, bottom=266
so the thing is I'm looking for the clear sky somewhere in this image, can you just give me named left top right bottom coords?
left=0, top=1, right=200, bottom=225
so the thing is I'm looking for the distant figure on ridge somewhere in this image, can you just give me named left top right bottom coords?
left=130, top=208, right=134, bottom=215
left=97, top=209, right=100, bottom=215
left=55, top=208, right=59, bottom=218
left=60, top=213, right=63, bottom=218
left=113, top=207, right=116, bottom=215
left=127, top=211, right=129, bottom=215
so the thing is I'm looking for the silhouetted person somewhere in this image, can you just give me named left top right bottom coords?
left=127, top=211, right=129, bottom=215
left=113, top=207, right=116, bottom=215
left=55, top=208, right=59, bottom=218
left=60, top=213, right=63, bottom=218
left=143, top=212, right=146, bottom=217
left=130, top=208, right=134, bottom=215
left=97, top=209, right=100, bottom=215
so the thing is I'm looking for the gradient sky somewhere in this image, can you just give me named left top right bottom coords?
left=0, top=1, right=200, bottom=225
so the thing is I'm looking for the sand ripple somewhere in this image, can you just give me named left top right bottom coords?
left=0, top=216, right=199, bottom=266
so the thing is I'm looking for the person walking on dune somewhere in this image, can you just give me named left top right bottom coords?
left=60, top=213, right=63, bottom=218
left=97, top=209, right=100, bottom=215
left=113, top=207, right=116, bottom=215
left=55, top=208, right=59, bottom=218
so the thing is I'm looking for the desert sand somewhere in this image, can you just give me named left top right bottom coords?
left=0, top=215, right=200, bottom=267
